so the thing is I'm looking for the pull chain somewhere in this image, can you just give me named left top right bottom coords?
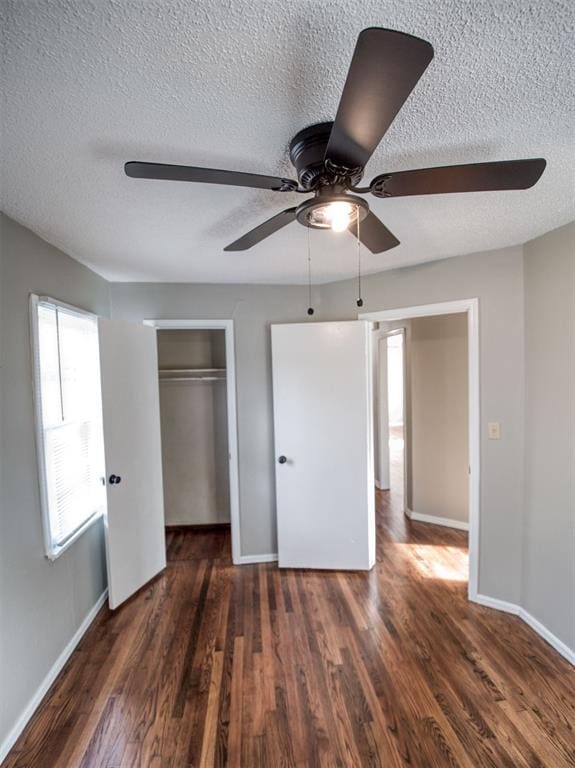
left=356, top=208, right=363, bottom=308
left=307, top=225, right=314, bottom=316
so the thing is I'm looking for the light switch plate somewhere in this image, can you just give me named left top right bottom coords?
left=488, top=421, right=501, bottom=440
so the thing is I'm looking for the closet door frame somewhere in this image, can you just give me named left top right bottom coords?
left=143, top=318, right=241, bottom=564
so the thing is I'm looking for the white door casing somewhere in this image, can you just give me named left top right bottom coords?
left=271, top=321, right=375, bottom=570
left=98, top=318, right=166, bottom=609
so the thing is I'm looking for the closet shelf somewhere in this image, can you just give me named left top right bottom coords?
left=159, top=367, right=226, bottom=382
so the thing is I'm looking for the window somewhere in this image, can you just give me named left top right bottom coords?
left=31, top=296, right=106, bottom=559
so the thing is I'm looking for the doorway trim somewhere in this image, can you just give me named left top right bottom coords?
left=143, top=318, right=241, bottom=565
left=359, top=299, right=480, bottom=602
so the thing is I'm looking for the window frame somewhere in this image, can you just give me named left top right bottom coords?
left=29, top=294, right=105, bottom=561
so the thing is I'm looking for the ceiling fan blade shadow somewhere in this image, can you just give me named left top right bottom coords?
left=326, top=28, right=434, bottom=171
left=349, top=211, right=400, bottom=253
left=370, top=159, right=546, bottom=197
left=125, top=162, right=297, bottom=191
left=224, top=208, right=297, bottom=251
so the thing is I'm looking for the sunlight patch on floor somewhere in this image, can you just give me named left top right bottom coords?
left=396, top=543, right=468, bottom=582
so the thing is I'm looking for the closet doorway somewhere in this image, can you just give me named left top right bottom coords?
left=144, top=319, right=240, bottom=563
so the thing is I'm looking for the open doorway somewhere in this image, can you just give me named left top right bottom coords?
left=144, top=319, right=241, bottom=564
left=365, top=299, right=479, bottom=600
left=157, top=329, right=230, bottom=558
left=387, top=330, right=406, bottom=507
left=372, top=326, right=409, bottom=561
left=373, top=329, right=406, bottom=507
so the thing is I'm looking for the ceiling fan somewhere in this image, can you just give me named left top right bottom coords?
left=125, top=27, right=546, bottom=254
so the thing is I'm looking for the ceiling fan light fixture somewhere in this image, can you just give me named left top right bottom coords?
left=328, top=201, right=357, bottom=232
left=307, top=200, right=357, bottom=231
left=295, top=194, right=369, bottom=233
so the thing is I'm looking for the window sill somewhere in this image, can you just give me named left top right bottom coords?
left=46, top=511, right=103, bottom=561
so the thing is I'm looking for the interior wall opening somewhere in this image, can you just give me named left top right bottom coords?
left=386, top=331, right=405, bottom=509
left=157, top=328, right=231, bottom=555
left=372, top=311, right=470, bottom=586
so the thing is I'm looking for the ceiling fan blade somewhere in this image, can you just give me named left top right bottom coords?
left=125, top=162, right=298, bottom=191
left=224, top=208, right=297, bottom=251
left=325, top=28, right=434, bottom=171
left=370, top=159, right=546, bottom=197
left=350, top=211, right=400, bottom=253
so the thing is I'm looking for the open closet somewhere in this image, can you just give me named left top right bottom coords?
left=157, top=329, right=231, bottom=535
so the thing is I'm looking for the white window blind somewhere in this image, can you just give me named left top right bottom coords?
left=32, top=296, right=106, bottom=558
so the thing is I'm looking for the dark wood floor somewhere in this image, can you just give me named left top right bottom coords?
left=4, top=447, right=575, bottom=766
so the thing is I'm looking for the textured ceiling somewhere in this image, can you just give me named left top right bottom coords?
left=1, top=0, right=574, bottom=284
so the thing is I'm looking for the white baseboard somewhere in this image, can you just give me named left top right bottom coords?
left=473, top=593, right=575, bottom=666
left=406, top=508, right=469, bottom=531
left=471, top=593, right=519, bottom=615
left=0, top=589, right=108, bottom=764
left=234, top=553, right=278, bottom=565
left=374, top=480, right=390, bottom=491
left=519, top=608, right=575, bottom=665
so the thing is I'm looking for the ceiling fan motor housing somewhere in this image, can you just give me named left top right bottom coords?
left=289, top=122, right=363, bottom=191
left=289, top=122, right=333, bottom=190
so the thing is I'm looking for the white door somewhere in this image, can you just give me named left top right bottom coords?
left=98, top=318, right=166, bottom=609
left=271, top=321, right=375, bottom=570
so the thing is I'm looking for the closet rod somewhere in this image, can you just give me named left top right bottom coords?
left=158, top=367, right=225, bottom=374
left=159, top=375, right=225, bottom=382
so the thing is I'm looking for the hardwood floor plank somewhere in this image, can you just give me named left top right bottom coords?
left=172, top=561, right=213, bottom=719
left=198, top=649, right=224, bottom=767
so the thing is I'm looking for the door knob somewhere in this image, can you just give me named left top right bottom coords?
left=278, top=456, right=287, bottom=464
left=109, top=474, right=122, bottom=484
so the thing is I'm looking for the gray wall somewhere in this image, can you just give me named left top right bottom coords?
left=157, top=329, right=226, bottom=370
left=110, top=282, right=321, bottom=556
left=523, top=222, right=575, bottom=651
left=0, top=214, right=110, bottom=747
left=409, top=314, right=469, bottom=523
left=320, top=247, right=526, bottom=604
